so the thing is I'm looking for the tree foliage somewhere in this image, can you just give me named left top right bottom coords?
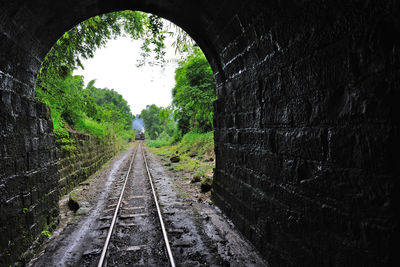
left=35, top=11, right=172, bottom=140
left=86, top=81, right=132, bottom=130
left=139, top=47, right=216, bottom=142
left=36, top=72, right=133, bottom=139
left=140, top=105, right=175, bottom=140
left=172, top=47, right=216, bottom=134
left=40, top=11, right=170, bottom=81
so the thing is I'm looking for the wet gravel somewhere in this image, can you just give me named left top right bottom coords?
left=30, top=145, right=135, bottom=267
left=144, top=146, right=267, bottom=266
left=29, top=142, right=267, bottom=266
left=102, top=143, right=168, bottom=266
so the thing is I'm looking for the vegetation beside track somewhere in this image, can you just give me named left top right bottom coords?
left=35, top=11, right=177, bottom=148
left=147, top=132, right=214, bottom=194
left=142, top=46, right=216, bottom=195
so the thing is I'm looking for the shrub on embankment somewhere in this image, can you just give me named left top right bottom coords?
left=35, top=69, right=135, bottom=195
left=19, top=69, right=134, bottom=266
left=178, top=132, right=214, bottom=157
left=147, top=132, right=213, bottom=157
left=36, top=72, right=135, bottom=141
left=147, top=132, right=215, bottom=192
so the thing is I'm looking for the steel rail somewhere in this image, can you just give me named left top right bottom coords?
left=142, top=144, right=176, bottom=267
left=97, top=144, right=138, bottom=267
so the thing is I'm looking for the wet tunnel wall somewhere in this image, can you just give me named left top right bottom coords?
left=1, top=0, right=399, bottom=265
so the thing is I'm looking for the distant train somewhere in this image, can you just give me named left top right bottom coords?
left=135, top=132, right=145, bottom=140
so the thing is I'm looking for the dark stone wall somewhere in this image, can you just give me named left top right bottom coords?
left=212, top=1, right=400, bottom=266
left=0, top=75, right=58, bottom=264
left=0, top=0, right=399, bottom=266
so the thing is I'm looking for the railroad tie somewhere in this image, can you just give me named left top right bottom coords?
left=118, top=213, right=148, bottom=219
left=124, top=245, right=146, bottom=252
left=117, top=222, right=136, bottom=228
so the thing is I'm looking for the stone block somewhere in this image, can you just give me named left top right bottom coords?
left=27, top=151, right=39, bottom=171
left=29, top=118, right=38, bottom=135
left=28, top=101, right=36, bottom=118
left=11, top=93, right=21, bottom=115
left=14, top=156, right=27, bottom=174
left=1, top=89, right=12, bottom=111
left=0, top=157, right=14, bottom=178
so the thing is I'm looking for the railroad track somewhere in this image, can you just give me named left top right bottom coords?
left=97, top=141, right=175, bottom=267
left=31, top=140, right=267, bottom=267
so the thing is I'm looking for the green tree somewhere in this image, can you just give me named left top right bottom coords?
left=35, top=72, right=133, bottom=139
left=139, top=104, right=176, bottom=140
left=140, top=104, right=163, bottom=139
left=158, top=106, right=176, bottom=137
left=172, top=47, right=216, bottom=134
left=38, top=11, right=166, bottom=83
left=35, top=72, right=89, bottom=132
left=87, top=83, right=133, bottom=130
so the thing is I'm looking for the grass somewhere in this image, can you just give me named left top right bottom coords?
left=175, top=184, right=191, bottom=199
left=53, top=115, right=134, bottom=158
left=147, top=139, right=170, bottom=148
left=75, top=117, right=107, bottom=138
left=147, top=131, right=214, bottom=157
left=147, top=131, right=215, bottom=193
left=178, top=132, right=214, bottom=156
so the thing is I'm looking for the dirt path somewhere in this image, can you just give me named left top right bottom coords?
left=29, top=142, right=267, bottom=266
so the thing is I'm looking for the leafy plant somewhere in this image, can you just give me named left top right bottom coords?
left=140, top=105, right=175, bottom=140
left=41, top=230, right=52, bottom=238
left=38, top=11, right=167, bottom=83
left=36, top=71, right=135, bottom=143
left=147, top=140, right=170, bottom=148
left=172, top=47, right=216, bottom=135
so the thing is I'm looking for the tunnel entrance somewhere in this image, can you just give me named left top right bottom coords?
left=1, top=1, right=399, bottom=266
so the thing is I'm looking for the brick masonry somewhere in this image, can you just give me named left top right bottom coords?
left=57, top=131, right=122, bottom=196
left=1, top=0, right=399, bottom=266
left=211, top=1, right=400, bottom=265
left=0, top=91, right=121, bottom=264
left=0, top=84, right=58, bottom=264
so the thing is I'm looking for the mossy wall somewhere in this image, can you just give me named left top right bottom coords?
left=57, top=131, right=122, bottom=196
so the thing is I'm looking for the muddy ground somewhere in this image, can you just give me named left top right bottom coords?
left=28, top=142, right=267, bottom=266
left=144, top=146, right=267, bottom=266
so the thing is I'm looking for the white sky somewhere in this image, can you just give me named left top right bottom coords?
left=74, top=35, right=181, bottom=116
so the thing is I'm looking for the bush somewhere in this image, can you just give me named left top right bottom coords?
left=179, top=132, right=214, bottom=155
left=75, top=117, right=107, bottom=138
left=157, top=131, right=171, bottom=142
left=36, top=72, right=134, bottom=145
left=147, top=140, right=170, bottom=148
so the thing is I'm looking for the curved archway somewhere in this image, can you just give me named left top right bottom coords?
left=1, top=1, right=399, bottom=266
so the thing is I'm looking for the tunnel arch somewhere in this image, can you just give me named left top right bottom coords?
left=3, top=0, right=229, bottom=87
left=1, top=0, right=399, bottom=266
